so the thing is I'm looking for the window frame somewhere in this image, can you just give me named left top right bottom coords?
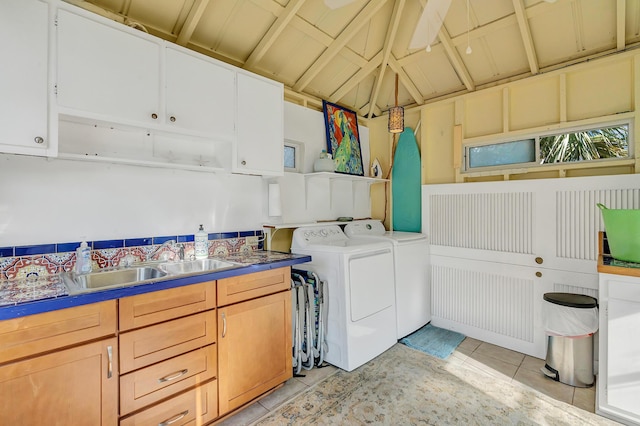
left=283, top=139, right=305, bottom=173
left=462, top=118, right=633, bottom=174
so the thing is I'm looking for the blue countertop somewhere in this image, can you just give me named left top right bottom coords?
left=0, top=251, right=311, bottom=320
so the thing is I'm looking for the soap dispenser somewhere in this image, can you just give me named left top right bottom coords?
left=75, top=241, right=92, bottom=274
left=195, top=224, right=208, bottom=259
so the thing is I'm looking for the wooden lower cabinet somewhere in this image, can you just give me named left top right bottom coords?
left=0, top=337, right=118, bottom=426
left=217, top=290, right=292, bottom=415
left=120, top=379, right=218, bottom=426
left=120, top=345, right=217, bottom=415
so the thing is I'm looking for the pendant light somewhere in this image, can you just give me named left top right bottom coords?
left=388, top=74, right=404, bottom=133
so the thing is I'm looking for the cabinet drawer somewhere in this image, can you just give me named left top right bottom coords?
left=119, top=281, right=216, bottom=331
left=120, top=345, right=217, bottom=415
left=217, top=267, right=290, bottom=306
left=120, top=379, right=217, bottom=426
left=0, top=300, right=117, bottom=364
left=119, top=310, right=216, bottom=374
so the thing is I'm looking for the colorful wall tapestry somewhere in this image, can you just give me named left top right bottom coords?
left=322, top=100, right=364, bottom=176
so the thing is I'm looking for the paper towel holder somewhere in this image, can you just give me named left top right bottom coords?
left=268, top=183, right=282, bottom=217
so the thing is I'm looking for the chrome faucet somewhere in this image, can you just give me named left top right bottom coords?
left=146, top=240, right=176, bottom=262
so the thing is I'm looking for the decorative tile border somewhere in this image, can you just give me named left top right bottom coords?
left=0, top=230, right=264, bottom=281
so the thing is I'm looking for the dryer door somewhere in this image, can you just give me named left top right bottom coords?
left=348, top=248, right=394, bottom=321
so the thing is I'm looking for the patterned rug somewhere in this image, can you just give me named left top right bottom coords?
left=399, top=324, right=465, bottom=359
left=255, top=344, right=615, bottom=425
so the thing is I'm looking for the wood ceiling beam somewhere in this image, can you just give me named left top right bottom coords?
left=176, top=0, right=210, bottom=47
left=512, top=0, right=539, bottom=75
left=367, top=0, right=406, bottom=118
left=359, top=102, right=382, bottom=117
left=438, top=26, right=475, bottom=92
left=617, top=0, right=626, bottom=51
left=293, top=0, right=388, bottom=92
left=388, top=55, right=424, bottom=106
left=330, top=51, right=384, bottom=103
left=244, top=0, right=307, bottom=69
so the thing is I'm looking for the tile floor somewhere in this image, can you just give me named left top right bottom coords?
left=216, top=337, right=597, bottom=425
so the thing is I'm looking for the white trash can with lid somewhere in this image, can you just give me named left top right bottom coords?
left=541, top=292, right=598, bottom=387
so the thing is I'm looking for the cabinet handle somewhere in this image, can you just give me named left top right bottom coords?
left=158, top=369, right=188, bottom=383
left=107, top=345, right=113, bottom=379
left=34, top=136, right=44, bottom=144
left=158, top=410, right=189, bottom=426
left=151, top=113, right=158, bottom=119
left=241, top=160, right=246, bottom=166
left=536, top=271, right=542, bottom=278
left=222, top=312, right=227, bottom=338
left=535, top=257, right=543, bottom=264
left=170, top=116, right=176, bottom=122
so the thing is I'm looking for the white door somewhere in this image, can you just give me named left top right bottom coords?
left=0, top=0, right=49, bottom=155
left=607, top=281, right=640, bottom=417
left=165, top=47, right=235, bottom=139
left=348, top=249, right=394, bottom=322
left=56, top=9, right=160, bottom=125
left=235, top=73, right=283, bottom=176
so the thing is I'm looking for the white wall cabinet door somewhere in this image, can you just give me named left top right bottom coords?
left=165, top=47, right=235, bottom=139
left=0, top=0, right=50, bottom=156
left=56, top=8, right=160, bottom=126
left=235, top=73, right=283, bottom=176
left=597, top=273, right=640, bottom=425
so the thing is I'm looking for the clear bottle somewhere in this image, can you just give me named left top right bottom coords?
left=195, top=224, right=208, bottom=259
left=75, top=241, right=92, bottom=274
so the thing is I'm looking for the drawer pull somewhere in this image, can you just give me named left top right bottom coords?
left=222, top=312, right=227, bottom=338
left=158, top=369, right=188, bottom=383
left=107, top=345, right=113, bottom=379
left=158, top=410, right=188, bottom=426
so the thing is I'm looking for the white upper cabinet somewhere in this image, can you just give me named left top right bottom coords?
left=235, top=73, right=284, bottom=176
left=0, top=0, right=51, bottom=156
left=165, top=47, right=235, bottom=140
left=56, top=8, right=160, bottom=127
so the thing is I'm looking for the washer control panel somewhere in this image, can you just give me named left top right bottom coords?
left=292, top=225, right=348, bottom=248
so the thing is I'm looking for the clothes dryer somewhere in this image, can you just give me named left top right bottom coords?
left=291, top=225, right=396, bottom=372
left=344, top=219, right=430, bottom=338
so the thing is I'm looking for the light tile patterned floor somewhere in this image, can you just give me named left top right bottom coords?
left=216, top=337, right=597, bottom=425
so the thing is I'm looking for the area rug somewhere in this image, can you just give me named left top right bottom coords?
left=255, top=344, right=615, bottom=425
left=399, top=323, right=465, bottom=359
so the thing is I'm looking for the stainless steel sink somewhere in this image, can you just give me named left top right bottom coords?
left=62, top=266, right=167, bottom=294
left=159, top=258, right=238, bottom=275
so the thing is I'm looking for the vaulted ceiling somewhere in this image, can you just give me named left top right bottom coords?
left=65, top=0, right=640, bottom=118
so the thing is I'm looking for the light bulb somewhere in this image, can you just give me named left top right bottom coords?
left=466, top=45, right=472, bottom=55
left=426, top=44, right=432, bottom=53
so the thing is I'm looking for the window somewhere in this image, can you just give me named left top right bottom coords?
left=465, top=122, right=631, bottom=172
left=284, top=139, right=304, bottom=173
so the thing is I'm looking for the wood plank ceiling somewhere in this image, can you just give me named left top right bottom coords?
left=65, top=0, right=640, bottom=118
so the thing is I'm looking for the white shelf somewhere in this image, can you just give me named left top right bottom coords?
left=263, top=220, right=356, bottom=229
left=303, top=172, right=388, bottom=183
left=302, top=172, right=387, bottom=209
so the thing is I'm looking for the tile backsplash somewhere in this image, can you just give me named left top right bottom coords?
left=0, top=230, right=264, bottom=281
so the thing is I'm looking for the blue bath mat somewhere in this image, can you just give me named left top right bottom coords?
left=399, top=324, right=465, bottom=359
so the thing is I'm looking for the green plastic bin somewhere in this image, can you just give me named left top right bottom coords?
left=598, top=203, right=640, bottom=263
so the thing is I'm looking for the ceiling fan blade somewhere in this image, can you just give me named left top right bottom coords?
left=324, top=0, right=359, bottom=10
left=409, top=0, right=452, bottom=50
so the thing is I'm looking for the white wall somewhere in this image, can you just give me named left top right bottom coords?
left=0, top=154, right=265, bottom=246
left=275, top=102, right=372, bottom=225
left=0, top=102, right=373, bottom=247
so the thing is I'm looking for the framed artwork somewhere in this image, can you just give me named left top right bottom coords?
left=322, top=100, right=364, bottom=176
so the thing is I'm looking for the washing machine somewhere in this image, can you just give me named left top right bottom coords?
left=290, top=225, right=397, bottom=372
left=344, top=219, right=430, bottom=339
